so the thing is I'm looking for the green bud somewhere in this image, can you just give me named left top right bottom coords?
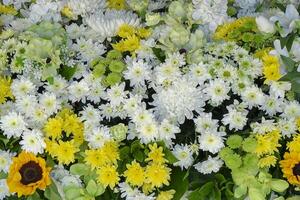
left=227, top=135, right=243, bottom=149
left=106, top=50, right=122, bottom=61
left=109, top=60, right=125, bottom=73
left=242, top=137, right=257, bottom=152
left=227, top=6, right=237, bottom=16
left=110, top=123, right=128, bottom=142
left=242, top=33, right=254, bottom=42
left=105, top=72, right=122, bottom=86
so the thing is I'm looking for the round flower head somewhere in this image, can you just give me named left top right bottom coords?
left=0, top=112, right=27, bottom=138
left=0, top=150, right=15, bottom=173
left=172, top=144, right=194, bottom=170
left=20, top=129, right=46, bottom=155
left=194, top=156, right=223, bottom=174
left=280, top=151, right=300, bottom=186
left=6, top=152, right=51, bottom=197
left=198, top=131, right=225, bottom=154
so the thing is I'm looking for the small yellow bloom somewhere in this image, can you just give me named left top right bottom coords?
left=43, top=117, right=63, bottom=139
left=85, top=149, right=106, bottom=169
left=255, top=130, right=281, bottom=156
left=101, top=140, right=120, bottom=164
left=117, top=24, right=136, bottom=38
left=145, top=143, right=167, bottom=164
left=113, top=35, right=140, bottom=53
left=0, top=76, right=13, bottom=104
left=54, top=140, right=79, bottom=165
left=258, top=155, right=277, bottom=168
left=280, top=151, right=300, bottom=186
left=137, top=28, right=151, bottom=39
left=287, top=134, right=300, bottom=153
left=157, top=190, right=176, bottom=200
left=0, top=4, right=17, bottom=15
left=145, top=163, right=171, bottom=188
left=61, top=6, right=75, bottom=19
left=97, top=165, right=120, bottom=189
left=124, top=160, right=145, bottom=187
left=6, top=152, right=51, bottom=197
left=107, top=0, right=126, bottom=10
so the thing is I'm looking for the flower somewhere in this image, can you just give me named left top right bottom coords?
left=145, top=143, right=166, bottom=164
left=6, top=152, right=51, bottom=197
left=255, top=16, right=275, bottom=34
left=0, top=179, right=10, bottom=200
left=0, top=76, right=13, bottom=104
left=97, top=165, right=120, bottom=189
left=0, top=112, right=27, bottom=138
left=157, top=190, right=176, bottom=200
left=255, top=130, right=281, bottom=157
left=199, top=131, right=225, bottom=154
left=280, top=151, right=300, bottom=186
left=258, top=155, right=277, bottom=168
left=145, top=163, right=171, bottom=189
left=194, top=156, right=223, bottom=174
left=52, top=140, right=79, bottom=165
left=107, top=0, right=126, bottom=10
left=20, top=129, right=46, bottom=155
left=172, top=144, right=194, bottom=170
left=0, top=150, right=14, bottom=173
left=124, top=160, right=145, bottom=187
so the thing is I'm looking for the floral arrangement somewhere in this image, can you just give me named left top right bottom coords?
left=0, top=0, right=300, bottom=200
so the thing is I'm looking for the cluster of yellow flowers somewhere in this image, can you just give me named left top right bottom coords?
left=0, top=76, right=13, bottom=104
left=113, top=24, right=151, bottom=54
left=255, top=130, right=281, bottom=168
left=0, top=3, right=17, bottom=15
left=44, top=108, right=83, bottom=165
left=280, top=134, right=300, bottom=186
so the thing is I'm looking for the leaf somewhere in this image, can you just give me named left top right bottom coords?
left=286, top=33, right=296, bottom=51
left=270, top=179, right=289, bottom=193
left=0, top=171, right=7, bottom=179
left=86, top=180, right=98, bottom=196
left=164, top=148, right=179, bottom=164
left=279, top=72, right=300, bottom=81
left=46, top=77, right=54, bottom=84
left=26, top=192, right=41, bottom=200
left=152, top=47, right=166, bottom=62
left=44, top=181, right=62, bottom=200
left=166, top=167, right=189, bottom=200
left=59, top=65, right=77, bottom=80
left=119, top=146, right=130, bottom=160
left=70, top=163, right=90, bottom=176
left=188, top=182, right=214, bottom=200
left=281, top=55, right=296, bottom=72
left=291, top=77, right=300, bottom=93
left=248, top=187, right=265, bottom=200
left=234, top=185, right=247, bottom=198
left=133, top=150, right=144, bottom=162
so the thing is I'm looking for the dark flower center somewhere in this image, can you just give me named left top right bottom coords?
left=19, top=161, right=43, bottom=185
left=293, top=163, right=300, bottom=176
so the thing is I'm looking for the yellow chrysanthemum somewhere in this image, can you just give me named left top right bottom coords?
left=137, top=28, right=151, bottom=39
left=43, top=117, right=63, bottom=139
left=258, top=155, right=277, bottom=168
left=280, top=151, right=300, bottom=186
left=85, top=149, right=106, bottom=169
left=145, top=143, right=166, bottom=164
left=61, top=6, right=74, bottom=19
left=287, top=134, right=300, bottom=153
left=101, top=140, right=120, bottom=164
left=45, top=139, right=59, bottom=157
left=117, top=24, right=136, bottom=38
left=254, top=48, right=273, bottom=59
left=124, top=160, right=145, bottom=187
left=53, top=140, right=79, bottom=165
left=6, top=152, right=51, bottom=197
left=0, top=76, right=13, bottom=104
left=0, top=4, right=17, bottom=15
left=113, top=35, right=140, bottom=53
left=97, top=165, right=120, bottom=189
left=157, top=190, right=176, bottom=200
left=145, top=163, right=171, bottom=188
left=107, top=0, right=126, bottom=10
left=255, top=130, right=281, bottom=156
left=261, top=54, right=281, bottom=82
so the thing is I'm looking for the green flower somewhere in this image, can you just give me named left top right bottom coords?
left=93, top=63, right=107, bottom=77
left=109, top=60, right=125, bottom=73
left=224, top=153, right=242, bottom=169
left=110, top=123, right=128, bottom=142
left=104, top=72, right=122, bottom=86
left=219, top=147, right=234, bottom=160
left=106, top=50, right=123, bottom=61
left=169, top=1, right=186, bottom=20
left=226, top=135, right=243, bottom=149
left=242, top=33, right=254, bottom=42
left=242, top=137, right=257, bottom=153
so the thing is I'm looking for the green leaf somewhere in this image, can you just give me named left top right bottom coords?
left=188, top=182, right=214, bottom=200
left=270, top=179, right=289, bottom=193
left=286, top=33, right=296, bottom=51
left=86, top=180, right=97, bottom=196
left=46, top=77, right=54, bottom=84
left=234, top=185, right=247, bottom=198
left=26, top=192, right=41, bottom=200
left=281, top=55, right=296, bottom=72
left=70, top=163, right=90, bottom=176
left=248, top=187, right=265, bottom=200
left=133, top=150, right=144, bottom=162
left=164, top=148, right=179, bottom=164
left=44, top=181, right=62, bottom=200
left=0, top=171, right=7, bottom=179
left=119, top=146, right=130, bottom=160
left=279, top=72, right=300, bottom=81
left=287, top=196, right=300, bottom=200
left=152, top=47, right=166, bottom=62
left=64, top=186, right=83, bottom=200
left=291, top=77, right=300, bottom=93
left=166, top=168, right=189, bottom=200
left=59, top=65, right=77, bottom=80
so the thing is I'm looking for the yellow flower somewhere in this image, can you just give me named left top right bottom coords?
left=262, top=54, right=281, bottom=82
left=254, top=48, right=273, bottom=59
left=296, top=118, right=300, bottom=132
left=0, top=76, right=13, bottom=104
left=145, top=163, right=171, bottom=189
left=113, top=35, right=140, bottom=53
left=255, top=130, right=281, bottom=156
left=117, top=24, right=136, bottom=38
left=280, top=151, right=300, bottom=186
left=258, top=155, right=277, bottom=168
left=137, top=28, right=151, bottom=39
left=157, top=190, right=176, bottom=200
left=287, top=134, right=300, bottom=153
left=107, top=0, right=126, bottom=10
left=85, top=149, right=106, bottom=169
left=43, top=117, right=63, bottom=139
left=6, top=152, right=51, bottom=197
left=61, top=6, right=74, bottom=19
left=0, top=4, right=17, bottom=15
left=124, top=160, right=145, bottom=187
left=97, top=165, right=120, bottom=189
left=101, top=140, right=120, bottom=164
left=145, top=143, right=166, bottom=164
left=63, top=114, right=83, bottom=136
left=45, top=139, right=59, bottom=157
left=54, top=140, right=79, bottom=165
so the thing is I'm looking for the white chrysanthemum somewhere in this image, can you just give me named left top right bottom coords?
left=194, top=113, right=219, bottom=133
left=85, top=10, right=140, bottom=39
left=0, top=150, right=14, bottom=173
left=11, top=78, right=35, bottom=97
left=222, top=109, right=248, bottom=131
left=269, top=81, right=291, bottom=98
left=105, top=83, right=127, bottom=107
left=67, top=0, right=106, bottom=16
left=188, top=63, right=211, bottom=85
left=217, top=65, right=237, bottom=83
left=137, top=121, right=158, bottom=144
left=28, top=106, right=49, bottom=127
left=80, top=105, right=101, bottom=124
left=155, top=62, right=181, bottom=84
left=0, top=101, right=15, bottom=117
left=282, top=101, right=300, bottom=119
left=194, top=156, right=223, bottom=174
left=72, top=37, right=106, bottom=62
left=152, top=79, right=205, bottom=124
left=173, top=144, right=194, bottom=170
left=241, top=86, right=265, bottom=108
left=251, top=118, right=277, bottom=134
left=204, top=79, right=230, bottom=106
left=27, top=0, right=62, bottom=23
left=123, top=95, right=143, bottom=116
left=15, top=95, right=37, bottom=115
left=39, top=92, right=60, bottom=115
left=119, top=182, right=141, bottom=200
left=20, top=129, right=46, bottom=155
left=0, top=179, right=10, bottom=200
left=158, top=119, right=180, bottom=147
left=85, top=127, right=111, bottom=149
left=198, top=131, right=225, bottom=154
left=192, top=0, right=228, bottom=31
left=68, top=80, right=90, bottom=103
left=99, top=103, right=115, bottom=121
left=165, top=52, right=186, bottom=67
left=131, top=109, right=154, bottom=125
left=45, top=76, right=68, bottom=95
left=0, top=112, right=27, bottom=138
left=260, top=96, right=283, bottom=116
left=124, top=59, right=151, bottom=86
left=86, top=80, right=106, bottom=104
left=278, top=118, right=297, bottom=137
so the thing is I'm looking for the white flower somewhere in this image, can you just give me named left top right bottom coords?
left=222, top=108, right=248, bottom=131
left=132, top=109, right=154, bottom=125
left=155, top=62, right=181, bottom=84
left=269, top=81, right=291, bottom=98
left=39, top=92, right=60, bottom=115
left=123, top=95, right=143, bottom=116
left=0, top=179, right=10, bottom=200
left=260, top=96, right=283, bottom=116
left=45, top=76, right=68, bottom=96
left=165, top=52, right=186, bottom=67
left=251, top=118, right=277, bottom=134
left=20, top=129, right=46, bottom=154
left=0, top=150, right=14, bottom=173
left=241, top=86, right=265, bottom=108
left=198, top=131, right=225, bottom=154
left=85, top=10, right=140, bottom=39
left=282, top=101, right=300, bottom=119
left=278, top=118, right=297, bottom=137
left=15, top=95, right=37, bottom=115
left=204, top=79, right=230, bottom=106
left=68, top=80, right=90, bottom=103
left=270, top=4, right=300, bottom=37
left=0, top=112, right=27, bottom=138
left=188, top=63, right=211, bottom=85
left=85, top=127, right=111, bottom=149
left=194, top=156, right=223, bottom=174
left=158, top=119, right=180, bottom=147
left=27, top=0, right=62, bottom=23
left=124, top=59, right=151, bottom=87
left=11, top=78, right=35, bottom=97
left=137, top=121, right=158, bottom=144
left=173, top=144, right=194, bottom=170
left=105, top=83, right=127, bottom=107
left=67, top=0, right=106, bottom=16
left=256, top=16, right=275, bottom=34
left=80, top=105, right=101, bottom=124
left=291, top=37, right=300, bottom=62
left=194, top=113, right=219, bottom=133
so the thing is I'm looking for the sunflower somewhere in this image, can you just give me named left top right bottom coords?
left=6, top=152, right=51, bottom=197
left=280, top=151, right=300, bottom=186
